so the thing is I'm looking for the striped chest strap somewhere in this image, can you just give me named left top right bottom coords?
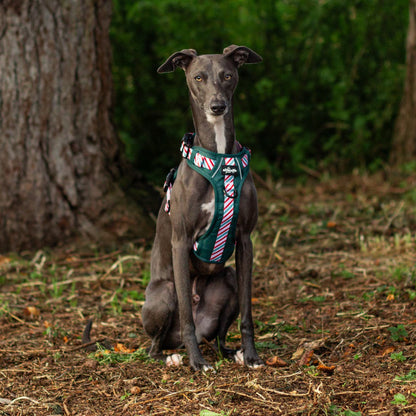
left=208, top=156, right=237, bottom=262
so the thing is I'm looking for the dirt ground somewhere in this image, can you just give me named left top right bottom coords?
left=1, top=170, right=416, bottom=416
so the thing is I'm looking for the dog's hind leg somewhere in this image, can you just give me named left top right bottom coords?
left=192, top=267, right=239, bottom=359
left=142, top=280, right=179, bottom=362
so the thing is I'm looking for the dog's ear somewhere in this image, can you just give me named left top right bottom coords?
left=157, top=49, right=198, bottom=73
left=223, top=45, right=262, bottom=67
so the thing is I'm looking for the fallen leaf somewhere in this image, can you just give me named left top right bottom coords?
left=386, top=293, right=395, bottom=302
left=114, top=343, right=135, bottom=354
left=291, top=347, right=304, bottom=361
left=63, top=336, right=69, bottom=344
left=342, top=343, right=355, bottom=359
left=326, top=221, right=337, bottom=228
left=298, top=350, right=314, bottom=366
left=266, top=356, right=288, bottom=367
left=317, top=363, right=336, bottom=374
left=96, top=349, right=111, bottom=356
left=130, top=386, right=141, bottom=395
left=83, top=358, right=98, bottom=370
left=304, top=339, right=326, bottom=350
left=0, top=256, right=11, bottom=266
left=65, top=256, right=79, bottom=262
left=23, top=306, right=40, bottom=319
left=43, top=320, right=51, bottom=328
left=380, top=346, right=395, bottom=357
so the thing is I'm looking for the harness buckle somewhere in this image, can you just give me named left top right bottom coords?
left=182, top=132, right=195, bottom=147
left=163, top=168, right=177, bottom=192
left=181, top=132, right=195, bottom=159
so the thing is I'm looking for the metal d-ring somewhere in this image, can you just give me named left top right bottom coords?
left=224, top=188, right=238, bottom=199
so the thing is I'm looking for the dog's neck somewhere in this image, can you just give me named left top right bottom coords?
left=190, top=99, right=236, bottom=154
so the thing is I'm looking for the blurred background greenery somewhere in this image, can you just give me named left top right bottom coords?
left=111, top=0, right=408, bottom=183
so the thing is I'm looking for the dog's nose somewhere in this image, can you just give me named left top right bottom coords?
left=210, top=101, right=227, bottom=115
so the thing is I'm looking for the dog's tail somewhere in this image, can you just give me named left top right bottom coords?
left=82, top=319, right=113, bottom=351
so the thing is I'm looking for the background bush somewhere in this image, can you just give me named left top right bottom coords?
left=111, top=0, right=408, bottom=182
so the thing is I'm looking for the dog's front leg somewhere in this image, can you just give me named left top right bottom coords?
left=171, top=236, right=212, bottom=371
left=235, top=232, right=264, bottom=368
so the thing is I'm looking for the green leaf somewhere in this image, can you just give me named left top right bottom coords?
left=391, top=393, right=408, bottom=406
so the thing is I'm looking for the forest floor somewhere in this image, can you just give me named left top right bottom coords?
left=1, top=170, right=416, bottom=416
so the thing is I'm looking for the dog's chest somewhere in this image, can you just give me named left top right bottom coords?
left=193, top=190, right=215, bottom=242
left=201, top=198, right=215, bottom=231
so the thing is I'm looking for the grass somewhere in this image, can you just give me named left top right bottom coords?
left=89, top=347, right=150, bottom=365
left=395, top=369, right=416, bottom=382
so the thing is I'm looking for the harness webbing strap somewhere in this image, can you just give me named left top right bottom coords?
left=209, top=157, right=236, bottom=262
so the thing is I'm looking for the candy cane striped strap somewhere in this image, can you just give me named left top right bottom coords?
left=181, top=142, right=215, bottom=171
left=209, top=157, right=236, bottom=262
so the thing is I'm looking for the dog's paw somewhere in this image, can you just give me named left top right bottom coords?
left=234, top=349, right=245, bottom=365
left=166, top=353, right=183, bottom=367
left=248, top=361, right=264, bottom=369
left=234, top=350, right=264, bottom=368
left=246, top=355, right=264, bottom=369
left=190, top=357, right=214, bottom=372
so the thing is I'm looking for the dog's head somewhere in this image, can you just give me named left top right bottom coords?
left=157, top=45, right=262, bottom=118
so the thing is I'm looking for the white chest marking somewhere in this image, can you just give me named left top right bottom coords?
left=201, top=198, right=215, bottom=232
left=194, top=199, right=214, bottom=241
left=207, top=115, right=226, bottom=153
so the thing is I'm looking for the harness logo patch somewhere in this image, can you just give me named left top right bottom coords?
left=221, top=165, right=238, bottom=176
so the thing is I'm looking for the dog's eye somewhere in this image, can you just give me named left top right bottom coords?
left=224, top=74, right=232, bottom=80
left=194, top=75, right=202, bottom=82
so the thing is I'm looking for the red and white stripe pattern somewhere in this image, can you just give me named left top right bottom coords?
left=180, top=142, right=193, bottom=159
left=241, top=153, right=249, bottom=168
left=209, top=157, right=236, bottom=262
left=181, top=142, right=215, bottom=171
left=194, top=152, right=215, bottom=170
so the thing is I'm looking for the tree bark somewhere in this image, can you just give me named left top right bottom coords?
left=390, top=0, right=416, bottom=166
left=0, top=0, right=153, bottom=252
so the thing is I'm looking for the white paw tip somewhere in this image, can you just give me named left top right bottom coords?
left=248, top=362, right=264, bottom=369
left=234, top=350, right=245, bottom=365
left=202, top=365, right=215, bottom=372
left=166, top=353, right=183, bottom=367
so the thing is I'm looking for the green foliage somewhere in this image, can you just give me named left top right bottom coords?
left=390, top=351, right=406, bottom=362
left=391, top=393, right=408, bottom=406
left=89, top=347, right=150, bottom=365
left=343, top=411, right=362, bottom=416
left=388, top=324, right=408, bottom=342
left=329, top=407, right=362, bottom=416
left=395, top=369, right=416, bottom=382
left=111, top=0, right=408, bottom=181
left=200, top=410, right=232, bottom=416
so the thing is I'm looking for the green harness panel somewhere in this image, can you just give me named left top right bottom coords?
left=180, top=139, right=251, bottom=264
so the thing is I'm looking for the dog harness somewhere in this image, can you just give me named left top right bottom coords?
left=164, top=133, right=251, bottom=264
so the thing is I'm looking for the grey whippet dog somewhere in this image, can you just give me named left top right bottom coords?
left=142, top=45, right=263, bottom=371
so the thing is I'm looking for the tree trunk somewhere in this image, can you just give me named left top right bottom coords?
left=390, top=0, right=416, bottom=166
left=0, top=0, right=153, bottom=252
